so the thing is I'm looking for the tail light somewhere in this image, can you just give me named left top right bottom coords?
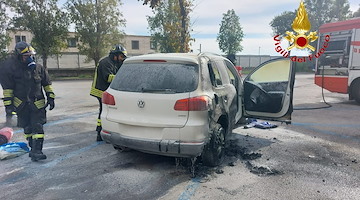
left=174, top=96, right=209, bottom=111
left=102, top=91, right=115, bottom=105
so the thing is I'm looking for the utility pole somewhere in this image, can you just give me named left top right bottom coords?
left=258, top=46, right=261, bottom=64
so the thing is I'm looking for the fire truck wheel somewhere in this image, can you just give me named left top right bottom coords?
left=352, top=80, right=360, bottom=104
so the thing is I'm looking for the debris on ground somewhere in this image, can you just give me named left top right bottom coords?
left=245, top=161, right=282, bottom=176
left=243, top=119, right=278, bottom=129
left=0, top=142, right=29, bottom=160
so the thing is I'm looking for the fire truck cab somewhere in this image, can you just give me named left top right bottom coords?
left=315, top=18, right=360, bottom=104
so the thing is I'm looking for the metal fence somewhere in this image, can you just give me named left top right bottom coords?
left=37, top=52, right=95, bottom=69
left=235, top=55, right=282, bottom=68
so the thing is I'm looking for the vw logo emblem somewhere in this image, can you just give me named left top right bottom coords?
left=137, top=100, right=145, bottom=108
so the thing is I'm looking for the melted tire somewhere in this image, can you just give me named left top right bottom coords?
left=202, top=123, right=225, bottom=167
left=352, top=80, right=360, bottom=104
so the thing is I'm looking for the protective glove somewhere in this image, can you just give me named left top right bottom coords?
left=46, top=98, right=55, bottom=110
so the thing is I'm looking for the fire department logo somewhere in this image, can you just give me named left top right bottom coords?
left=285, top=1, right=318, bottom=51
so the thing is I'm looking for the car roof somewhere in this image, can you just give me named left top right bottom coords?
left=124, top=53, right=199, bottom=64
left=124, top=53, right=225, bottom=65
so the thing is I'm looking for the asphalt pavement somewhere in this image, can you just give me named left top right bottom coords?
left=0, top=74, right=359, bottom=200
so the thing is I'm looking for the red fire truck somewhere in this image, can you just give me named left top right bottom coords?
left=315, top=18, right=360, bottom=104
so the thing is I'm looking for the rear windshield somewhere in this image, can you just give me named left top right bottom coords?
left=110, top=62, right=199, bottom=93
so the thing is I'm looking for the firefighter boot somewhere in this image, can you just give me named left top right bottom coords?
left=96, top=131, right=103, bottom=141
left=31, top=139, right=47, bottom=161
left=25, top=134, right=33, bottom=157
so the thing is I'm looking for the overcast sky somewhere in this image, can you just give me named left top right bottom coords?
left=121, top=0, right=359, bottom=56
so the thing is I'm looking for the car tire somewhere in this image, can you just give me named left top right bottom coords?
left=351, top=79, right=360, bottom=104
left=201, top=123, right=225, bottom=167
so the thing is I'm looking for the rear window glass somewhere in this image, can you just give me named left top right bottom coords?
left=110, top=62, right=199, bottom=93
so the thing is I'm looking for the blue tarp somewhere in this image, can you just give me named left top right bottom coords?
left=244, top=119, right=278, bottom=129
left=0, top=142, right=29, bottom=160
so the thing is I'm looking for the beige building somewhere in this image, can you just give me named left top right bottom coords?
left=5, top=30, right=158, bottom=69
left=6, top=30, right=158, bottom=57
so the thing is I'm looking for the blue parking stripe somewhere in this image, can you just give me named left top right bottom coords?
left=1, top=111, right=99, bottom=185
left=178, top=177, right=201, bottom=200
left=43, top=141, right=103, bottom=168
left=12, top=111, right=97, bottom=134
left=0, top=141, right=103, bottom=185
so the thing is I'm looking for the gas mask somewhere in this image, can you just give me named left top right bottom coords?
left=26, top=55, right=36, bottom=70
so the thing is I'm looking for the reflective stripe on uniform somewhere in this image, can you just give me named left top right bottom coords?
left=90, top=87, right=103, bottom=98
left=13, top=97, right=22, bottom=108
left=32, top=134, right=44, bottom=139
left=49, top=93, right=55, bottom=98
left=44, top=85, right=54, bottom=93
left=97, top=119, right=101, bottom=126
left=107, top=74, right=115, bottom=83
left=3, top=89, right=13, bottom=98
left=24, top=134, right=33, bottom=139
left=4, top=100, right=12, bottom=106
left=34, top=99, right=46, bottom=109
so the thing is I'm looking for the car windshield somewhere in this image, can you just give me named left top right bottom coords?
left=110, top=62, right=199, bottom=93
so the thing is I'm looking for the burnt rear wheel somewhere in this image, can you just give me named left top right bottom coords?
left=201, top=123, right=225, bottom=167
left=352, top=80, right=360, bottom=104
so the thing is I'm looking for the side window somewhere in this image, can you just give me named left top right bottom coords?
left=131, top=40, right=139, bottom=49
left=215, top=60, right=230, bottom=85
left=224, top=60, right=236, bottom=85
left=208, top=62, right=222, bottom=87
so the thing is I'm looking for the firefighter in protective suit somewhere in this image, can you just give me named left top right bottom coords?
left=1, top=41, right=55, bottom=161
left=90, top=44, right=127, bottom=141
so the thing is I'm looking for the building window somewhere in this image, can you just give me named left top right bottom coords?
left=150, top=41, right=157, bottom=50
left=67, top=38, right=77, bottom=48
left=15, top=35, right=26, bottom=43
left=131, top=40, right=139, bottom=50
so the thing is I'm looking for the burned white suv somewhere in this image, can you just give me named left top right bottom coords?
left=101, top=53, right=295, bottom=166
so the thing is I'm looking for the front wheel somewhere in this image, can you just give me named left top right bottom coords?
left=351, top=80, right=360, bottom=104
left=201, top=123, right=225, bottom=167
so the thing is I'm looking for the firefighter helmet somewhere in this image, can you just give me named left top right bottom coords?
left=109, top=44, right=127, bottom=57
left=15, top=41, right=36, bottom=56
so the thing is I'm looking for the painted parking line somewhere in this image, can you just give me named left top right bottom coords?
left=0, top=141, right=103, bottom=185
left=1, top=111, right=100, bottom=185
left=12, top=111, right=98, bottom=134
left=178, top=177, right=201, bottom=200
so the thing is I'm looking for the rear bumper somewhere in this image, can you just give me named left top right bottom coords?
left=101, top=131, right=205, bottom=158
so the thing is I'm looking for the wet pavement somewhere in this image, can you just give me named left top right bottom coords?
left=1, top=74, right=360, bottom=200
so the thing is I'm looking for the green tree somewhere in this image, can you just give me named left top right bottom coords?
left=66, top=0, right=125, bottom=67
left=0, top=1, right=10, bottom=61
left=139, top=0, right=161, bottom=8
left=304, top=0, right=351, bottom=31
left=352, top=4, right=360, bottom=18
left=6, top=0, right=69, bottom=68
left=330, top=0, right=352, bottom=21
left=147, top=0, right=193, bottom=53
left=304, top=0, right=332, bottom=32
left=270, top=0, right=352, bottom=35
left=217, top=9, right=244, bottom=56
left=269, top=11, right=296, bottom=37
